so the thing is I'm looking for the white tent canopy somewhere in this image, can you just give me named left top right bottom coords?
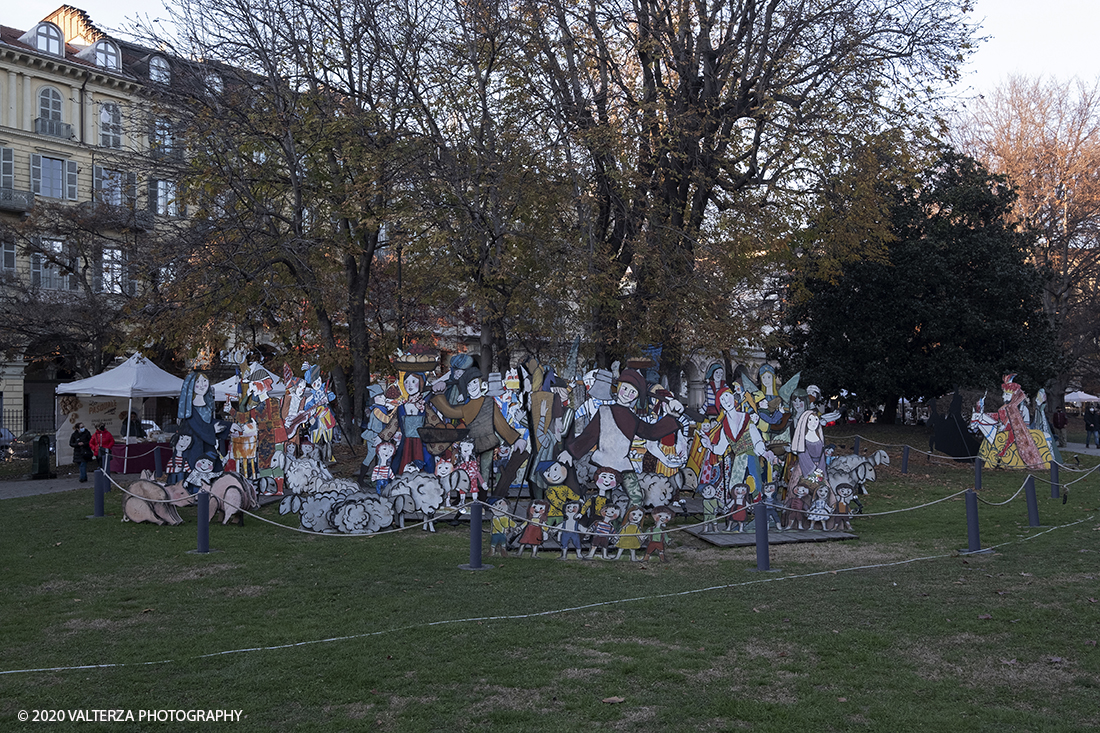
left=56, top=353, right=184, bottom=399
left=1064, top=390, right=1100, bottom=403
left=55, top=354, right=184, bottom=467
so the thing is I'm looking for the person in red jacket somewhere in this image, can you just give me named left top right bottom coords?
left=89, top=423, right=115, bottom=471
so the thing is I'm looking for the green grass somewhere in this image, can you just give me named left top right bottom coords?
left=1, top=425, right=1098, bottom=732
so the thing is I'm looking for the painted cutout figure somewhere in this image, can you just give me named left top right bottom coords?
left=642, top=505, right=674, bottom=562
left=557, top=500, right=587, bottom=560
left=614, top=505, right=646, bottom=561
left=587, top=504, right=620, bottom=559
left=488, top=499, right=517, bottom=557
left=515, top=499, right=550, bottom=557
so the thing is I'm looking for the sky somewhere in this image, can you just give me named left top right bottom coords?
left=4, top=0, right=1099, bottom=95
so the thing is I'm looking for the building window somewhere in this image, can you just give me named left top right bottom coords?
left=31, top=239, right=77, bottom=291
left=149, top=56, right=170, bottom=84
left=38, top=87, right=63, bottom=122
left=205, top=71, right=224, bottom=96
left=100, top=103, right=122, bottom=148
left=2, top=242, right=15, bottom=274
left=100, top=248, right=126, bottom=294
left=98, top=168, right=123, bottom=205
left=152, top=179, right=178, bottom=217
left=151, top=117, right=174, bottom=157
left=31, top=155, right=78, bottom=200
left=93, top=41, right=119, bottom=70
left=35, top=24, right=63, bottom=56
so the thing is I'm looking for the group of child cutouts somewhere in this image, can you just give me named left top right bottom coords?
left=487, top=461, right=674, bottom=562
left=699, top=477, right=856, bottom=533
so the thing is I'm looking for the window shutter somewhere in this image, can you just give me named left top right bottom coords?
left=93, top=249, right=103, bottom=293
left=125, top=172, right=137, bottom=208
left=1, top=147, right=13, bottom=189
left=93, top=165, right=103, bottom=198
left=31, top=253, right=42, bottom=287
left=65, top=159, right=79, bottom=200
left=31, top=154, right=42, bottom=194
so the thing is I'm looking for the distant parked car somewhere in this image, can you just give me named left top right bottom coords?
left=141, top=419, right=161, bottom=434
left=12, top=431, right=56, bottom=458
left=0, top=427, right=15, bottom=448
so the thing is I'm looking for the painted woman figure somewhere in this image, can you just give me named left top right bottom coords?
left=704, top=362, right=726, bottom=415
left=177, top=371, right=226, bottom=471
left=392, top=371, right=435, bottom=475
left=787, top=409, right=827, bottom=488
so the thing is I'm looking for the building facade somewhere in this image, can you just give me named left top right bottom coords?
left=0, top=6, right=183, bottom=433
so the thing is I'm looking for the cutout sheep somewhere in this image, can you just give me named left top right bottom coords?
left=827, top=449, right=889, bottom=499
left=385, top=469, right=448, bottom=531
left=330, top=492, right=395, bottom=534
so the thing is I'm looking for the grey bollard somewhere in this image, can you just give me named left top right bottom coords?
left=1050, top=463, right=1060, bottom=499
left=754, top=498, right=771, bottom=571
left=90, top=468, right=106, bottom=518
left=196, top=491, right=210, bottom=554
left=853, top=436, right=861, bottom=455
left=102, top=448, right=111, bottom=476
left=153, top=446, right=163, bottom=477
left=469, top=501, right=484, bottom=569
left=902, top=445, right=909, bottom=474
left=962, top=489, right=987, bottom=554
left=1025, top=475, right=1040, bottom=527
left=974, top=457, right=982, bottom=491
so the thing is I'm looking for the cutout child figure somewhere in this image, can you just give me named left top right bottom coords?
left=784, top=480, right=813, bottom=530
left=488, top=499, right=517, bottom=557
left=642, top=505, right=674, bottom=562
left=806, top=483, right=835, bottom=531
left=832, top=483, right=855, bottom=531
left=434, top=451, right=465, bottom=506
left=614, top=505, right=646, bottom=561
left=184, top=454, right=219, bottom=495
left=166, top=433, right=192, bottom=485
left=587, top=504, right=620, bottom=559
left=455, top=437, right=485, bottom=505
left=584, top=467, right=617, bottom=520
left=726, top=482, right=751, bottom=532
left=515, top=499, right=550, bottom=557
left=700, top=482, right=722, bottom=533
left=543, top=461, right=581, bottom=526
left=372, top=442, right=396, bottom=495
left=358, top=384, right=392, bottom=485
left=757, top=482, right=785, bottom=531
left=557, top=499, right=588, bottom=560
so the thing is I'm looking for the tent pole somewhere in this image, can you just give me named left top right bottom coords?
left=124, top=396, right=132, bottom=474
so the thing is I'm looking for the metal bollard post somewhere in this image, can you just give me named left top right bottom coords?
left=974, top=457, right=982, bottom=492
left=87, top=468, right=106, bottom=519
left=902, top=445, right=910, bottom=474
left=153, top=446, right=163, bottom=477
left=1025, top=475, right=1040, bottom=527
left=195, top=491, right=210, bottom=554
left=102, top=448, right=111, bottom=477
left=460, top=501, right=493, bottom=571
left=960, top=489, right=991, bottom=554
left=753, top=499, right=772, bottom=572
left=1050, top=462, right=1060, bottom=499
left=853, top=436, right=861, bottom=455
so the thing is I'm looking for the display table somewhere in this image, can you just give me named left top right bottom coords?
left=107, top=442, right=172, bottom=475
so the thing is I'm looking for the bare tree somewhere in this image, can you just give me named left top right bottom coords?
left=954, top=75, right=1100, bottom=404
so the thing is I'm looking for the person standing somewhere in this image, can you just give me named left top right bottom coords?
left=69, top=422, right=93, bottom=482
left=1085, top=405, right=1100, bottom=449
left=89, top=423, right=115, bottom=472
left=1052, top=406, right=1068, bottom=448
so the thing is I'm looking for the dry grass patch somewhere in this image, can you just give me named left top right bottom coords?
left=164, top=562, right=241, bottom=582
left=463, top=684, right=556, bottom=716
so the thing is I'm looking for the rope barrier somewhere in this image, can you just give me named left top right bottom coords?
left=974, top=478, right=1027, bottom=507
left=3, top=512, right=1092, bottom=678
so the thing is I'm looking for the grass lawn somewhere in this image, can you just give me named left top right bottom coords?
left=1, top=424, right=1098, bottom=732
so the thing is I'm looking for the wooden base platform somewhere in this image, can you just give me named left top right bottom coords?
left=684, top=525, right=858, bottom=547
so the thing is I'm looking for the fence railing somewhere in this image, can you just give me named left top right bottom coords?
left=2, top=409, right=55, bottom=436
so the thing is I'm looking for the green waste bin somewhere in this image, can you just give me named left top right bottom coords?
left=31, top=435, right=53, bottom=479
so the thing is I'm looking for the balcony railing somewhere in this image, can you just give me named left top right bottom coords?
left=0, top=187, right=34, bottom=212
left=35, top=117, right=74, bottom=139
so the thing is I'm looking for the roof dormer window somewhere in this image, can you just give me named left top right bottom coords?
left=149, top=56, right=170, bottom=84
left=34, top=23, right=64, bottom=56
left=94, top=40, right=120, bottom=70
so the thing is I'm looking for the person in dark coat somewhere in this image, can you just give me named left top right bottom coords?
left=69, top=422, right=94, bottom=482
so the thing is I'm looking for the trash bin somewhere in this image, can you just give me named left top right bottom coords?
left=31, top=435, right=53, bottom=479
